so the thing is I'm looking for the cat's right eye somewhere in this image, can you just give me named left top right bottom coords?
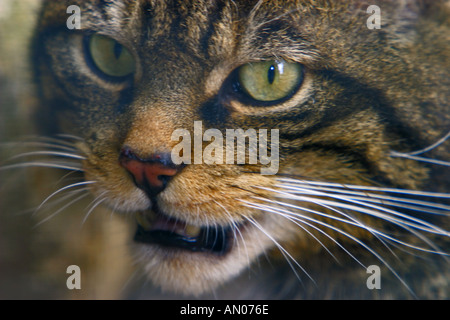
left=86, top=34, right=135, bottom=80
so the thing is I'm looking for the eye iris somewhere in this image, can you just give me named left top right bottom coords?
left=88, top=34, right=135, bottom=78
left=238, top=60, right=303, bottom=103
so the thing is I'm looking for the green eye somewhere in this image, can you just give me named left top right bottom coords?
left=88, top=34, right=135, bottom=78
left=238, top=60, right=303, bottom=102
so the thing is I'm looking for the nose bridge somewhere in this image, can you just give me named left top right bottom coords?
left=123, top=100, right=180, bottom=157
left=142, top=48, right=202, bottom=98
left=123, top=49, right=203, bottom=157
left=123, top=94, right=196, bottom=159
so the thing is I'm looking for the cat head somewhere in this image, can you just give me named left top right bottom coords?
left=32, top=0, right=449, bottom=295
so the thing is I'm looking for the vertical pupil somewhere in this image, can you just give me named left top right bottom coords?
left=113, top=41, right=123, bottom=59
left=267, top=65, right=276, bottom=84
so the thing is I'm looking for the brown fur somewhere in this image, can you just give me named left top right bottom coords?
left=25, top=0, right=450, bottom=298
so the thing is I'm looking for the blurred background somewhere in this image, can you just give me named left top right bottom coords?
left=0, top=0, right=136, bottom=299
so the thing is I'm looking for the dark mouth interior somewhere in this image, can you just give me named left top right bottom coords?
left=134, top=211, right=231, bottom=255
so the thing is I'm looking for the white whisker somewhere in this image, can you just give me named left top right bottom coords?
left=278, top=182, right=450, bottom=214
left=263, top=185, right=449, bottom=236
left=389, top=151, right=450, bottom=167
left=402, top=131, right=450, bottom=156
left=243, top=215, right=316, bottom=286
left=33, top=192, right=91, bottom=228
left=213, top=200, right=251, bottom=267
left=1, top=142, right=78, bottom=154
left=0, top=161, right=84, bottom=172
left=242, top=199, right=343, bottom=264
left=1, top=136, right=80, bottom=152
left=7, top=150, right=86, bottom=161
left=34, top=187, right=90, bottom=214
left=257, top=187, right=449, bottom=256
left=82, top=191, right=109, bottom=225
left=13, top=187, right=88, bottom=217
left=277, top=178, right=450, bottom=198
left=241, top=198, right=417, bottom=298
left=35, top=181, right=97, bottom=214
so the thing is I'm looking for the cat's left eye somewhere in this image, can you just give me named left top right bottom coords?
left=87, top=34, right=135, bottom=79
left=236, top=60, right=303, bottom=104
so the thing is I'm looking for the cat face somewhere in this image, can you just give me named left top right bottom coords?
left=32, top=0, right=449, bottom=296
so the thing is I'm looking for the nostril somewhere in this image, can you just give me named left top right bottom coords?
left=157, top=174, right=171, bottom=185
left=119, top=147, right=181, bottom=197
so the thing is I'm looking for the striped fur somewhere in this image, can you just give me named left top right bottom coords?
left=18, top=0, right=450, bottom=298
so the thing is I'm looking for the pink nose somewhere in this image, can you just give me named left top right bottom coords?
left=119, top=148, right=180, bottom=197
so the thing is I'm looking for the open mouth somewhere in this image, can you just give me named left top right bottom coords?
left=134, top=209, right=234, bottom=255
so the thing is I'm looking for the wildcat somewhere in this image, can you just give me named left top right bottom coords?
left=3, top=0, right=449, bottom=299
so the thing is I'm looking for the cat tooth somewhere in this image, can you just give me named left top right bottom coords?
left=185, top=224, right=202, bottom=238
left=136, top=211, right=155, bottom=231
